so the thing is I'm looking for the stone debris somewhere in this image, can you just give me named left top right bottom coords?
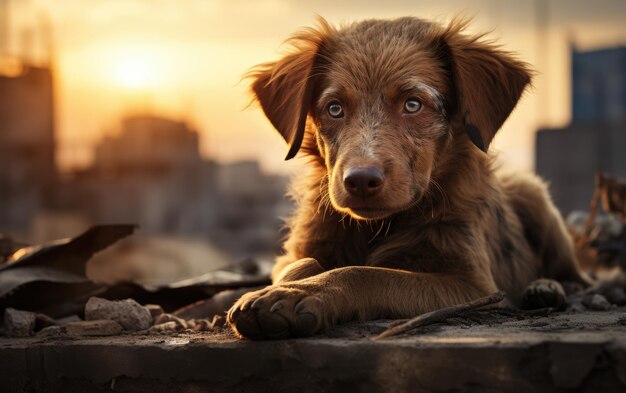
left=3, top=308, right=37, bottom=337
left=1, top=298, right=216, bottom=338
left=36, top=320, right=124, bottom=337
left=144, top=304, right=164, bottom=321
left=36, top=325, right=64, bottom=337
left=65, top=320, right=123, bottom=337
left=148, top=313, right=215, bottom=333
left=154, top=313, right=188, bottom=329
left=54, top=315, right=82, bottom=325
left=194, top=319, right=213, bottom=331
left=0, top=289, right=224, bottom=340
left=148, top=321, right=180, bottom=333
left=599, top=286, right=626, bottom=305
left=582, top=293, right=612, bottom=311
left=35, top=313, right=57, bottom=330
left=85, top=297, right=152, bottom=331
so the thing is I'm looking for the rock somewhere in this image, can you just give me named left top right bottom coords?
left=582, top=294, right=611, bottom=311
left=4, top=308, right=36, bottom=337
left=35, top=313, right=57, bottom=330
left=65, top=320, right=123, bottom=337
left=192, top=319, right=213, bottom=332
left=144, top=304, right=164, bottom=320
left=148, top=321, right=179, bottom=333
left=55, top=315, right=82, bottom=325
left=567, top=302, right=587, bottom=313
left=85, top=297, right=152, bottom=331
left=154, top=313, right=188, bottom=329
left=211, top=314, right=225, bottom=328
left=37, top=325, right=64, bottom=337
left=602, top=287, right=626, bottom=305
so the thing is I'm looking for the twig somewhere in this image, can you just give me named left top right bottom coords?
left=372, top=291, right=506, bottom=340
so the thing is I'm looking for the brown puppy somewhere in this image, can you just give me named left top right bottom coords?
left=227, top=17, right=589, bottom=339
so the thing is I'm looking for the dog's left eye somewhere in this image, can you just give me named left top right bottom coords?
left=403, top=98, right=422, bottom=114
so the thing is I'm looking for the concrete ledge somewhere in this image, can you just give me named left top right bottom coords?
left=2, top=310, right=626, bottom=392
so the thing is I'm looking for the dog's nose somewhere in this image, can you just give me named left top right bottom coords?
left=343, top=167, right=385, bottom=198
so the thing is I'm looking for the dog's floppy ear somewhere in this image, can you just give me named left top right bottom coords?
left=248, top=20, right=333, bottom=160
left=440, top=19, right=532, bottom=152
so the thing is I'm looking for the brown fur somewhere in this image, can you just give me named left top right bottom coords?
left=227, top=17, right=589, bottom=339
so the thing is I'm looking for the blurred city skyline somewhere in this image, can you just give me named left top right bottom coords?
left=2, top=0, right=626, bottom=174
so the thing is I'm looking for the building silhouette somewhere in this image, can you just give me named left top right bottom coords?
left=0, top=2, right=290, bottom=261
left=536, top=45, right=626, bottom=214
left=67, top=114, right=290, bottom=260
left=572, top=47, right=626, bottom=123
left=0, top=65, right=56, bottom=231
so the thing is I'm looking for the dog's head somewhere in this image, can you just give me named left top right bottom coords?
left=249, top=17, right=531, bottom=220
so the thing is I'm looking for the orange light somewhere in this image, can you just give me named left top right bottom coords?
left=115, top=56, right=154, bottom=89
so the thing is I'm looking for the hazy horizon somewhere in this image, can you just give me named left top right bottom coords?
left=4, top=0, right=626, bottom=175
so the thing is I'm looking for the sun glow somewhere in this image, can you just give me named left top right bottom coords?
left=115, top=57, right=154, bottom=89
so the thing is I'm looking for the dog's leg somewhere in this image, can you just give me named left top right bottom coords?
left=227, top=266, right=496, bottom=339
left=500, top=171, right=592, bottom=287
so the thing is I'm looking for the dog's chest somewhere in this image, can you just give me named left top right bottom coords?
left=326, top=220, right=462, bottom=273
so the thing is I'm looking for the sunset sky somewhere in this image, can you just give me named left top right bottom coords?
left=5, top=0, right=626, bottom=174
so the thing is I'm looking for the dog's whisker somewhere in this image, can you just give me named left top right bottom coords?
left=430, top=179, right=450, bottom=219
left=368, top=219, right=386, bottom=244
left=384, top=218, right=393, bottom=238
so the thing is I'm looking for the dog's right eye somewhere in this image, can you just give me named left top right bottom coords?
left=327, top=102, right=344, bottom=118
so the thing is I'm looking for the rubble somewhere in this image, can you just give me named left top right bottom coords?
left=149, top=313, right=215, bottom=332
left=35, top=320, right=124, bottom=337
left=36, top=325, right=64, bottom=337
left=3, top=308, right=36, bottom=337
left=64, top=320, right=123, bottom=337
left=602, top=286, right=626, bottom=305
left=582, top=293, right=612, bottom=311
left=84, top=297, right=152, bottom=331
left=148, top=321, right=180, bottom=333
left=145, top=304, right=164, bottom=320
left=154, top=313, right=188, bottom=329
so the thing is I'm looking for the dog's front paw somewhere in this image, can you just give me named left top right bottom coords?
left=520, top=278, right=566, bottom=310
left=227, top=284, right=327, bottom=339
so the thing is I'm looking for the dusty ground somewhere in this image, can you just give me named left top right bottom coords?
left=1, top=307, right=626, bottom=392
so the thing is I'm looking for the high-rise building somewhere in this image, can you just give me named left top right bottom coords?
left=0, top=65, right=56, bottom=231
left=572, top=46, right=626, bottom=123
left=536, top=45, right=626, bottom=214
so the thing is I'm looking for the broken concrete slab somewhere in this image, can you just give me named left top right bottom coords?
left=84, top=297, right=152, bottom=331
left=1, top=307, right=625, bottom=392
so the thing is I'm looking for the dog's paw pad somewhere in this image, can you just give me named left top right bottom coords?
left=257, top=312, right=290, bottom=339
left=521, top=278, right=566, bottom=310
left=227, top=286, right=324, bottom=339
left=228, top=307, right=264, bottom=339
left=292, top=312, right=318, bottom=336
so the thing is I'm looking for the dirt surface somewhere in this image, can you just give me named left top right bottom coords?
left=2, top=307, right=626, bottom=392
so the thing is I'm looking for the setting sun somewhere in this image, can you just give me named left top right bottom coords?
left=115, top=57, right=153, bottom=88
